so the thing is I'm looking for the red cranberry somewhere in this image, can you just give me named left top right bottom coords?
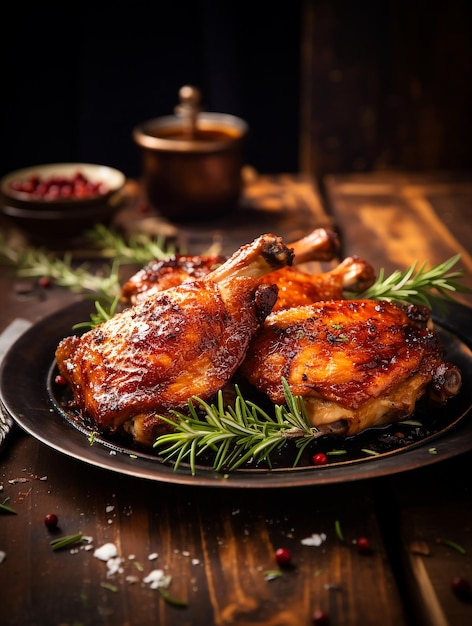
left=452, top=576, right=472, bottom=601
left=356, top=537, right=372, bottom=554
left=38, top=276, right=52, bottom=288
left=312, top=609, right=330, bottom=625
left=10, top=170, right=107, bottom=200
left=54, top=374, right=67, bottom=386
left=312, top=452, right=328, bottom=466
left=275, top=547, right=292, bottom=567
left=44, top=513, right=58, bottom=529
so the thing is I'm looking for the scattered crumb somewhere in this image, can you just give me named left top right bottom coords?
left=148, top=552, right=158, bottom=560
left=0, top=550, right=6, bottom=563
left=125, top=575, right=140, bottom=584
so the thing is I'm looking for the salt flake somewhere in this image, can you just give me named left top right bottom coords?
left=143, top=569, right=172, bottom=590
left=93, top=543, right=118, bottom=561
left=106, top=556, right=124, bottom=577
left=301, top=533, right=327, bottom=547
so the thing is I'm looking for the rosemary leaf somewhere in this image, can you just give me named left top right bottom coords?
left=335, top=519, right=344, bottom=542
left=437, top=538, right=467, bottom=555
left=50, top=532, right=84, bottom=551
left=361, top=448, right=380, bottom=457
left=0, top=501, right=17, bottom=515
left=158, top=587, right=188, bottom=608
left=100, top=582, right=119, bottom=592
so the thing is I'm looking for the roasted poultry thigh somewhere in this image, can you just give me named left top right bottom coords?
left=239, top=299, right=462, bottom=437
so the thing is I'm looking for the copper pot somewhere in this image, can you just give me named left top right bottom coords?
left=133, top=86, right=248, bottom=221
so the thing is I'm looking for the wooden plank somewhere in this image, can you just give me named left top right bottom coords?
left=299, top=1, right=472, bottom=176
left=388, top=453, right=472, bottom=626
left=118, top=173, right=336, bottom=258
left=0, top=434, right=408, bottom=626
left=323, top=172, right=472, bottom=306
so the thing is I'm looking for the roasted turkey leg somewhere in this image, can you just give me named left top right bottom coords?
left=55, top=234, right=294, bottom=446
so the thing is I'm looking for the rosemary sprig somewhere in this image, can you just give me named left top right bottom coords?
left=72, top=297, right=121, bottom=331
left=158, top=588, right=188, bottom=608
left=0, top=225, right=177, bottom=327
left=356, top=254, right=469, bottom=308
left=50, top=532, right=84, bottom=551
left=1, top=242, right=122, bottom=301
left=0, top=498, right=17, bottom=515
left=84, top=224, right=177, bottom=264
left=153, top=379, right=319, bottom=475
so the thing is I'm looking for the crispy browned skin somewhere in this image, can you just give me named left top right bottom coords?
left=239, top=299, right=462, bottom=437
left=121, top=227, right=342, bottom=306
left=259, top=255, right=376, bottom=311
left=121, top=253, right=226, bottom=303
left=56, top=234, right=294, bottom=446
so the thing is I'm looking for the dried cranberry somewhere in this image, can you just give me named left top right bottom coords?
left=275, top=547, right=292, bottom=567
left=54, top=374, right=67, bottom=386
left=38, top=276, right=52, bottom=288
left=452, top=576, right=472, bottom=601
left=312, top=452, right=328, bottom=466
left=10, top=170, right=107, bottom=200
left=356, top=537, right=372, bottom=554
left=312, top=609, right=330, bottom=625
left=44, top=513, right=58, bottom=529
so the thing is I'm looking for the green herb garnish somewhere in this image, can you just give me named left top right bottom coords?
left=100, top=582, right=119, bottom=592
left=73, top=297, right=121, bottom=331
left=335, top=519, right=344, bottom=542
left=437, top=538, right=467, bottom=555
left=153, top=379, right=320, bottom=475
left=361, top=448, right=380, bottom=457
left=356, top=254, right=469, bottom=308
left=0, top=499, right=17, bottom=515
left=0, top=225, right=177, bottom=328
left=158, top=588, right=188, bottom=608
left=50, top=532, right=84, bottom=551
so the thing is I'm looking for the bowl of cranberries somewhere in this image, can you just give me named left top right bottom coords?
left=0, top=162, right=126, bottom=241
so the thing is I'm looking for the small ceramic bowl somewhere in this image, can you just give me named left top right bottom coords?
left=0, top=163, right=126, bottom=242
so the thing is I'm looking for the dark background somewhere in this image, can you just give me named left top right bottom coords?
left=1, top=0, right=471, bottom=181
left=0, top=1, right=302, bottom=179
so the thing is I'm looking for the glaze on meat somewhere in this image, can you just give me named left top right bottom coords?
left=239, top=299, right=462, bottom=436
left=55, top=234, right=294, bottom=446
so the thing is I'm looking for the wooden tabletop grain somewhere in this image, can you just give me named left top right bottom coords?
left=1, top=171, right=471, bottom=626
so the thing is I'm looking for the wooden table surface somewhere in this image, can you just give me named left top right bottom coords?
left=1, top=171, right=471, bottom=626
